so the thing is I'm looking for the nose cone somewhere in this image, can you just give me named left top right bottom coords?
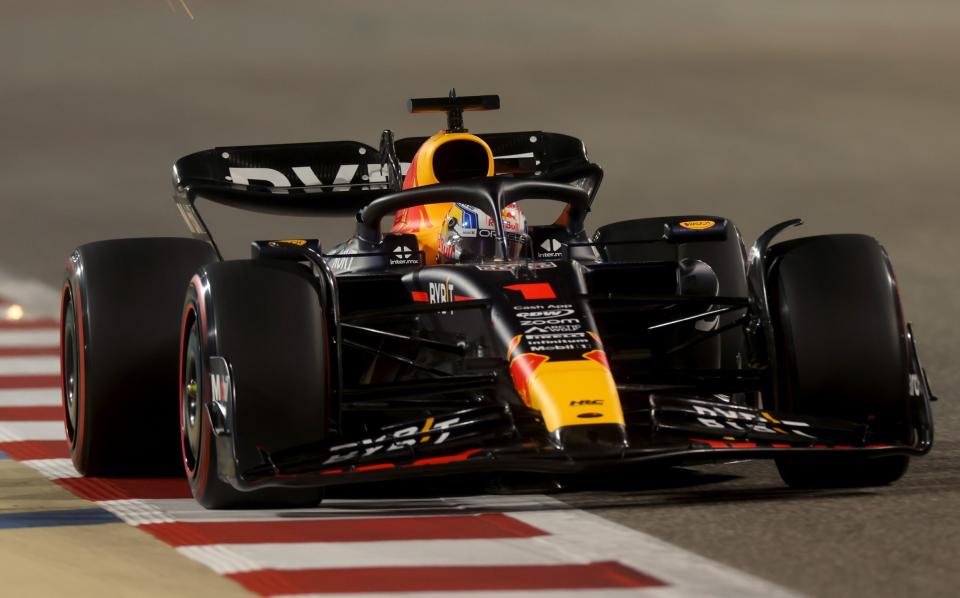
left=511, top=354, right=628, bottom=456
left=519, top=358, right=625, bottom=432
left=554, top=423, right=628, bottom=458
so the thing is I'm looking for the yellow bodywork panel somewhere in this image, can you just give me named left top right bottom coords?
left=525, top=359, right=625, bottom=432
left=412, top=131, right=495, bottom=186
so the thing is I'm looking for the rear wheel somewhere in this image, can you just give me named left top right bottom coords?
left=61, top=238, right=217, bottom=475
left=767, top=234, right=913, bottom=488
left=181, top=260, right=327, bottom=509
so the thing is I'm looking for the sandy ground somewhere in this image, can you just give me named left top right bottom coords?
left=0, top=460, right=250, bottom=596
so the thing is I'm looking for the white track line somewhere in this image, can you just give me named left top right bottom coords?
left=99, top=498, right=493, bottom=525
left=274, top=592, right=685, bottom=598
left=21, top=458, right=79, bottom=479
left=98, top=499, right=176, bottom=525
left=96, top=494, right=800, bottom=597
left=98, top=496, right=560, bottom=524
left=0, top=356, right=60, bottom=375
left=513, top=504, right=799, bottom=598
left=103, top=498, right=328, bottom=524
left=0, top=388, right=61, bottom=406
left=179, top=538, right=576, bottom=574
left=175, top=545, right=261, bottom=576
left=0, top=329, right=58, bottom=347
left=95, top=494, right=585, bottom=524
left=0, top=421, right=65, bottom=442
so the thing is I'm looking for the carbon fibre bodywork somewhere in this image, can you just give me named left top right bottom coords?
left=193, top=195, right=933, bottom=491
left=166, top=98, right=933, bottom=493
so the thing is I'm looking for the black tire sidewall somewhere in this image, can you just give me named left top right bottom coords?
left=768, top=235, right=911, bottom=439
left=60, top=277, right=94, bottom=471
left=181, top=262, right=326, bottom=509
left=180, top=283, right=241, bottom=508
left=768, top=234, right=913, bottom=487
left=62, top=238, right=218, bottom=476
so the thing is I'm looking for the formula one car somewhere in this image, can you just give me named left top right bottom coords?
left=60, top=92, right=934, bottom=508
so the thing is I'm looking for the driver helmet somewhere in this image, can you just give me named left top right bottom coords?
left=437, top=202, right=528, bottom=263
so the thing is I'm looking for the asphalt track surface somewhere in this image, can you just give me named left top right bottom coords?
left=2, top=2, right=959, bottom=596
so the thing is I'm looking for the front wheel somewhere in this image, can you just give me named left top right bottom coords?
left=775, top=454, right=909, bottom=489
left=767, top=234, right=914, bottom=488
left=181, top=260, right=328, bottom=509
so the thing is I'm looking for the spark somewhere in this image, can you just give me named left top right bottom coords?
left=178, top=0, right=195, bottom=20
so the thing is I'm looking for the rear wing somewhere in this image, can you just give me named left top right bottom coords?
left=172, top=130, right=602, bottom=254
left=173, top=138, right=392, bottom=217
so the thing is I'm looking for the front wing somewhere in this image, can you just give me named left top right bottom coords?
left=222, top=394, right=932, bottom=491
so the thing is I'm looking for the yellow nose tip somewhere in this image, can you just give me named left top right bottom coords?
left=525, top=359, right=624, bottom=433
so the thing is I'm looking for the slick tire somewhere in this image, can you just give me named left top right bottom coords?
left=181, top=260, right=327, bottom=509
left=61, top=238, right=218, bottom=476
left=767, top=234, right=912, bottom=488
left=775, top=453, right=909, bottom=489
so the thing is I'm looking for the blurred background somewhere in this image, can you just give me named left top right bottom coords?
left=1, top=0, right=958, bottom=353
left=3, top=1, right=959, bottom=291
left=3, top=3, right=959, bottom=594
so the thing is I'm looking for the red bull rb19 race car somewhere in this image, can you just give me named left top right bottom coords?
left=60, top=92, right=934, bottom=508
